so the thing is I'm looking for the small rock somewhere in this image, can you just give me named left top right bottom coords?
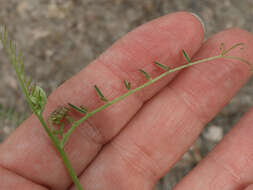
left=45, top=49, right=55, bottom=57
left=17, top=0, right=34, bottom=16
left=203, top=126, right=223, bottom=142
left=31, top=28, right=51, bottom=41
left=3, top=126, right=11, bottom=134
left=47, top=1, right=73, bottom=19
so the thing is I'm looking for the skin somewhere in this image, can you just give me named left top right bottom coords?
left=0, top=11, right=253, bottom=190
left=245, top=185, right=253, bottom=190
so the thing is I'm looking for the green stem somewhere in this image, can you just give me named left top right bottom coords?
left=63, top=54, right=224, bottom=145
left=57, top=147, right=83, bottom=190
left=10, top=57, right=35, bottom=113
left=3, top=26, right=247, bottom=190
left=3, top=30, right=249, bottom=190
left=2, top=35, right=84, bottom=190
left=37, top=115, right=83, bottom=190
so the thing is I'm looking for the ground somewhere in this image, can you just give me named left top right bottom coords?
left=0, top=0, right=253, bottom=189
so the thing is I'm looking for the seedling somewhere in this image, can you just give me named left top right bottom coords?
left=0, top=26, right=251, bottom=190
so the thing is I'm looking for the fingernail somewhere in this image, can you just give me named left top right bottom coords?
left=190, top=12, right=206, bottom=34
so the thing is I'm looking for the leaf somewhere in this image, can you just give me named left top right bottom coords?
left=124, top=80, right=131, bottom=90
left=182, top=49, right=191, bottom=63
left=220, top=43, right=225, bottom=55
left=154, top=61, right=170, bottom=70
left=68, top=103, right=88, bottom=114
left=29, top=85, right=36, bottom=96
left=29, top=86, right=47, bottom=114
left=222, top=43, right=245, bottom=56
left=80, top=105, right=89, bottom=113
left=25, top=77, right=33, bottom=89
left=18, top=52, right=24, bottom=64
left=94, top=85, right=108, bottom=102
left=0, top=27, right=49, bottom=116
left=49, top=106, right=70, bottom=125
left=0, top=27, right=8, bottom=48
left=9, top=41, right=16, bottom=56
left=139, top=69, right=151, bottom=80
left=19, top=60, right=24, bottom=76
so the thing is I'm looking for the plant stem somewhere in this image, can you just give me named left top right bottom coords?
left=10, top=56, right=35, bottom=113
left=3, top=26, right=247, bottom=190
left=1, top=30, right=84, bottom=190
left=63, top=54, right=224, bottom=145
left=57, top=147, right=83, bottom=190
left=38, top=115, right=83, bottom=190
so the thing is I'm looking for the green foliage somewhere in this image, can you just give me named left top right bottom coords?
left=182, top=49, right=191, bottom=63
left=68, top=103, right=88, bottom=114
left=221, top=42, right=244, bottom=56
left=29, top=86, right=47, bottom=115
left=94, top=85, right=108, bottom=102
left=154, top=61, right=170, bottom=70
left=124, top=79, right=131, bottom=90
left=49, top=106, right=70, bottom=125
left=0, top=26, right=47, bottom=116
left=139, top=69, right=151, bottom=80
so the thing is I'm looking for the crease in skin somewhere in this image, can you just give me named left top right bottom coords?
left=78, top=118, right=105, bottom=146
left=0, top=165, right=50, bottom=190
left=166, top=84, right=208, bottom=126
left=208, top=154, right=241, bottom=183
left=245, top=185, right=253, bottom=190
left=109, top=139, right=160, bottom=183
left=168, top=71, right=222, bottom=124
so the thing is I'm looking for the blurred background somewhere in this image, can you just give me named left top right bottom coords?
left=1, top=0, right=253, bottom=189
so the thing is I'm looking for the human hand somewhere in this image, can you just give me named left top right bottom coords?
left=1, top=12, right=253, bottom=190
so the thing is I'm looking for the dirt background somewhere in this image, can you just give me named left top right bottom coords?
left=1, top=0, right=253, bottom=189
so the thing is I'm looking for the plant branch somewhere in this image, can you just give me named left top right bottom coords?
left=0, top=26, right=83, bottom=190
left=37, top=114, right=83, bottom=190
left=63, top=53, right=250, bottom=146
left=1, top=25, right=250, bottom=190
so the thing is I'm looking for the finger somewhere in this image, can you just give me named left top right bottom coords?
left=73, top=28, right=253, bottom=190
left=245, top=185, right=253, bottom=190
left=0, top=166, right=48, bottom=190
left=173, top=107, right=253, bottom=190
left=0, top=12, right=204, bottom=190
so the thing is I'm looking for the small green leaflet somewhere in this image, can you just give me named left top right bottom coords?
left=29, top=86, right=47, bottom=114
left=182, top=49, right=191, bottom=63
left=94, top=85, right=108, bottom=102
left=68, top=103, right=88, bottom=114
left=124, top=80, right=131, bottom=90
left=139, top=69, right=151, bottom=80
left=154, top=61, right=170, bottom=70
